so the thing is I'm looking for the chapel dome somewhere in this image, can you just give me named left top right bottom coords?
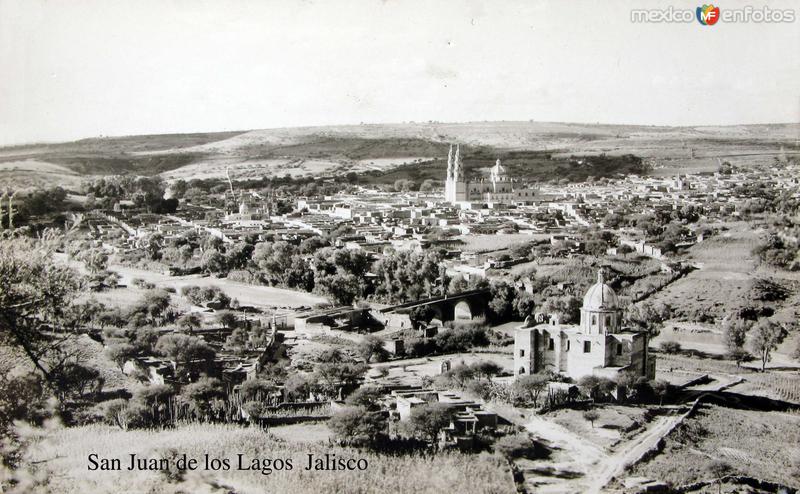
left=582, top=270, right=619, bottom=311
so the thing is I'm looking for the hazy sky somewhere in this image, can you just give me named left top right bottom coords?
left=1, top=0, right=799, bottom=145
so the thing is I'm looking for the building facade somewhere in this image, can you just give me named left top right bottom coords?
left=443, top=144, right=536, bottom=206
left=514, top=270, right=655, bottom=381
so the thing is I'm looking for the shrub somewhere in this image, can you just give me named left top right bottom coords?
left=494, top=433, right=546, bottom=460
left=659, top=341, right=682, bottom=354
left=328, top=406, right=387, bottom=447
left=583, top=410, right=600, bottom=428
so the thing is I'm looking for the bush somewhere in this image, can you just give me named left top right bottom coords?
left=494, top=433, right=546, bottom=460
left=328, top=406, right=387, bottom=447
left=583, top=410, right=600, bottom=428
left=181, top=285, right=231, bottom=308
left=659, top=341, right=682, bottom=354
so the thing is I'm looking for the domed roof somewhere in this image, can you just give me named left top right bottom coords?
left=582, top=270, right=619, bottom=310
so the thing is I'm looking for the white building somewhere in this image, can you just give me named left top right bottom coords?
left=443, top=144, right=536, bottom=206
left=514, top=269, right=655, bottom=381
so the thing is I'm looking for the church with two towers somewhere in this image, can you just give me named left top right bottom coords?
left=443, top=144, right=536, bottom=206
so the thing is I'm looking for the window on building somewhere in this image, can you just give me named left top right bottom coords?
left=583, top=341, right=591, bottom=353
left=548, top=338, right=554, bottom=350
left=606, top=315, right=612, bottom=327
left=566, top=340, right=571, bottom=351
left=518, top=367, right=526, bottom=375
left=592, top=315, right=597, bottom=326
left=519, top=349, right=525, bottom=357
left=616, top=343, right=622, bottom=355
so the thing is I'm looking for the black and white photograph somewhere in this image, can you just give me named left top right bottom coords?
left=1, top=1, right=799, bottom=493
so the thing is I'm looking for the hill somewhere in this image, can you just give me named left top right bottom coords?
left=1, top=122, right=797, bottom=189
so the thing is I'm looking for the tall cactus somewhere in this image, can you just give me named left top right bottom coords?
left=8, top=192, right=15, bottom=230
left=0, top=191, right=6, bottom=230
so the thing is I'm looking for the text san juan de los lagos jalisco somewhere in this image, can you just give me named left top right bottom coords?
left=88, top=452, right=368, bottom=475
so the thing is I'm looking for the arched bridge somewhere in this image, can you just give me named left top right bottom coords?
left=376, top=289, right=491, bottom=329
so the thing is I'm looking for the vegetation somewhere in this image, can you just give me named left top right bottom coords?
left=17, top=423, right=515, bottom=493
left=749, top=319, right=788, bottom=371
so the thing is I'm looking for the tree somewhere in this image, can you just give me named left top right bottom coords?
left=659, top=341, right=682, bottom=354
left=617, top=244, right=634, bottom=257
left=345, top=386, right=385, bottom=411
left=513, top=374, right=549, bottom=407
left=253, top=241, right=299, bottom=286
left=487, top=282, right=516, bottom=322
left=311, top=247, right=371, bottom=305
left=407, top=403, right=453, bottom=448
left=144, top=233, right=164, bottom=261
left=471, top=361, right=502, bottom=380
left=128, top=289, right=172, bottom=327
left=215, top=310, right=238, bottom=330
left=372, top=250, right=442, bottom=303
left=494, top=434, right=542, bottom=461
left=625, top=301, right=672, bottom=336
left=578, top=375, right=616, bottom=401
left=239, top=378, right=276, bottom=403
left=179, top=377, right=225, bottom=421
left=435, top=364, right=476, bottom=389
left=51, top=362, right=102, bottom=402
left=513, top=292, right=536, bottom=320
left=652, top=379, right=672, bottom=406
left=82, top=248, right=109, bottom=274
left=708, top=459, right=732, bottom=494
left=582, top=410, right=599, bottom=428
left=541, top=295, right=582, bottom=324
left=0, top=235, right=84, bottom=389
left=132, top=384, right=177, bottom=427
left=328, top=406, right=387, bottom=447
left=723, top=317, right=751, bottom=368
left=177, top=313, right=202, bottom=334
left=793, top=338, right=800, bottom=363
left=314, top=362, right=368, bottom=398
left=357, top=335, right=388, bottom=363
left=155, top=333, right=216, bottom=378
left=750, top=319, right=788, bottom=371
left=200, top=248, right=227, bottom=275
left=409, top=305, right=436, bottom=329
left=106, top=343, right=138, bottom=371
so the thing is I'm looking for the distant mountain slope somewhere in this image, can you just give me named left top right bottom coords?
left=0, top=122, right=797, bottom=188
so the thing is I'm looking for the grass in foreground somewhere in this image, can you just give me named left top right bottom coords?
left=22, top=423, right=514, bottom=494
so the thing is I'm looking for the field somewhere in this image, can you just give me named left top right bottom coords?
left=0, top=159, right=83, bottom=189
left=456, top=233, right=545, bottom=254
left=94, top=261, right=328, bottom=310
left=20, top=423, right=514, bottom=494
left=2, top=122, right=797, bottom=190
left=656, top=352, right=800, bottom=402
left=368, top=353, right=514, bottom=386
left=645, top=224, right=760, bottom=320
left=627, top=403, right=800, bottom=489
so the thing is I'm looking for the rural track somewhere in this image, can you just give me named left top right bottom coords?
left=521, top=413, right=682, bottom=494
left=583, top=414, right=682, bottom=494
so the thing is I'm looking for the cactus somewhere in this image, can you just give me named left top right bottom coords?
left=8, top=192, right=15, bottom=230
left=0, top=191, right=6, bottom=230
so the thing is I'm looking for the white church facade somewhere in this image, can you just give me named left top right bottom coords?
left=443, top=144, right=536, bottom=206
left=514, top=270, right=656, bottom=382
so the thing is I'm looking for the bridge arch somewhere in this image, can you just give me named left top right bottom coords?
left=453, top=300, right=474, bottom=320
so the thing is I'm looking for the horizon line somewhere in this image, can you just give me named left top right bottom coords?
left=3, top=119, right=800, bottom=148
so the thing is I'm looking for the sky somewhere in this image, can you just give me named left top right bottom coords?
left=1, top=0, right=799, bottom=145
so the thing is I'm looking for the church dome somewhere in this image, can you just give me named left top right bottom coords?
left=582, top=270, right=619, bottom=310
